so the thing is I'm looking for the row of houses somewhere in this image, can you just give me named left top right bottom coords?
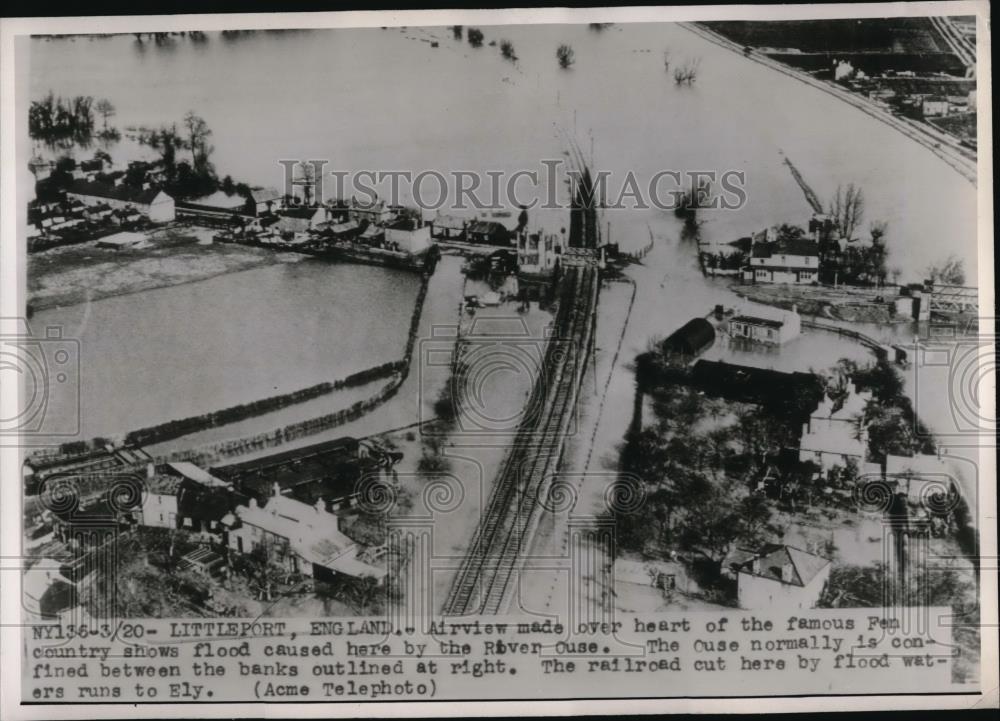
left=28, top=439, right=394, bottom=603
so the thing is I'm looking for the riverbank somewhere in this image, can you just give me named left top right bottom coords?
left=682, top=22, right=977, bottom=186
left=27, top=224, right=297, bottom=311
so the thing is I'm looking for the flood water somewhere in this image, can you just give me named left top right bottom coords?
left=28, top=24, right=976, bottom=278
left=25, top=24, right=979, bottom=443
left=31, top=261, right=420, bottom=440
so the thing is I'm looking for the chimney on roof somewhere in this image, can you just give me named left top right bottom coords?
left=147, top=462, right=155, bottom=479
left=781, top=562, right=794, bottom=584
left=315, top=498, right=325, bottom=514
left=272, top=482, right=281, bottom=499
left=751, top=557, right=761, bottom=574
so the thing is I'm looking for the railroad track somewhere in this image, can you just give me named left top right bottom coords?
left=443, top=265, right=598, bottom=615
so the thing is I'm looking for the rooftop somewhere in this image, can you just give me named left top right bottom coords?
left=752, top=237, right=819, bottom=259
left=732, top=315, right=783, bottom=329
left=165, top=461, right=229, bottom=488
left=737, top=543, right=830, bottom=587
left=236, top=490, right=356, bottom=568
left=68, top=179, right=168, bottom=206
left=249, top=187, right=282, bottom=203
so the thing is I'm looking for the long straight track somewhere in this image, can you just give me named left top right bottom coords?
left=443, top=264, right=598, bottom=615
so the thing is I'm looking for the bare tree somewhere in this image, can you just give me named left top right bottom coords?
left=673, top=58, right=701, bottom=85
left=183, top=111, right=213, bottom=171
left=828, top=183, right=865, bottom=241
left=95, top=98, right=115, bottom=130
left=926, top=255, right=966, bottom=285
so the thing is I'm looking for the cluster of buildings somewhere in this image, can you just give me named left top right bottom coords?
left=648, top=313, right=968, bottom=610
left=23, top=436, right=398, bottom=617
left=27, top=155, right=176, bottom=251
left=28, top=151, right=576, bottom=282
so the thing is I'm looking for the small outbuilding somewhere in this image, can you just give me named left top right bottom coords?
left=662, top=317, right=715, bottom=357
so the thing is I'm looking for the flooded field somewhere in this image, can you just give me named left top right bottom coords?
left=31, top=260, right=421, bottom=441
left=25, top=22, right=977, bottom=448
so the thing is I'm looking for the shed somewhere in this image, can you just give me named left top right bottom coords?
left=662, top=317, right=715, bottom=357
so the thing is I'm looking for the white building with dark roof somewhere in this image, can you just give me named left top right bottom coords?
left=384, top=218, right=431, bottom=254
left=248, top=187, right=283, bottom=216
left=743, top=236, right=820, bottom=284
left=729, top=306, right=801, bottom=345
left=736, top=543, right=831, bottom=610
left=67, top=180, right=175, bottom=222
left=226, top=485, right=383, bottom=580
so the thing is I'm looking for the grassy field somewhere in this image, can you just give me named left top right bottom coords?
left=28, top=224, right=293, bottom=311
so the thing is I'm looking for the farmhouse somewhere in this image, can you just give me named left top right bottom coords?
left=67, top=180, right=175, bottom=223
left=729, top=307, right=801, bottom=345
left=743, top=237, right=820, bottom=284
left=225, top=485, right=384, bottom=580
left=735, top=543, right=831, bottom=610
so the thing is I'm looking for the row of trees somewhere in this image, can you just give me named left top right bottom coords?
left=135, top=111, right=218, bottom=199
left=29, top=92, right=118, bottom=144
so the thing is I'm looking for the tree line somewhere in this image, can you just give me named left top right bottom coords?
left=29, top=92, right=119, bottom=145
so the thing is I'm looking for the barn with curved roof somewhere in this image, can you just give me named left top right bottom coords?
left=662, top=317, right=715, bottom=357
